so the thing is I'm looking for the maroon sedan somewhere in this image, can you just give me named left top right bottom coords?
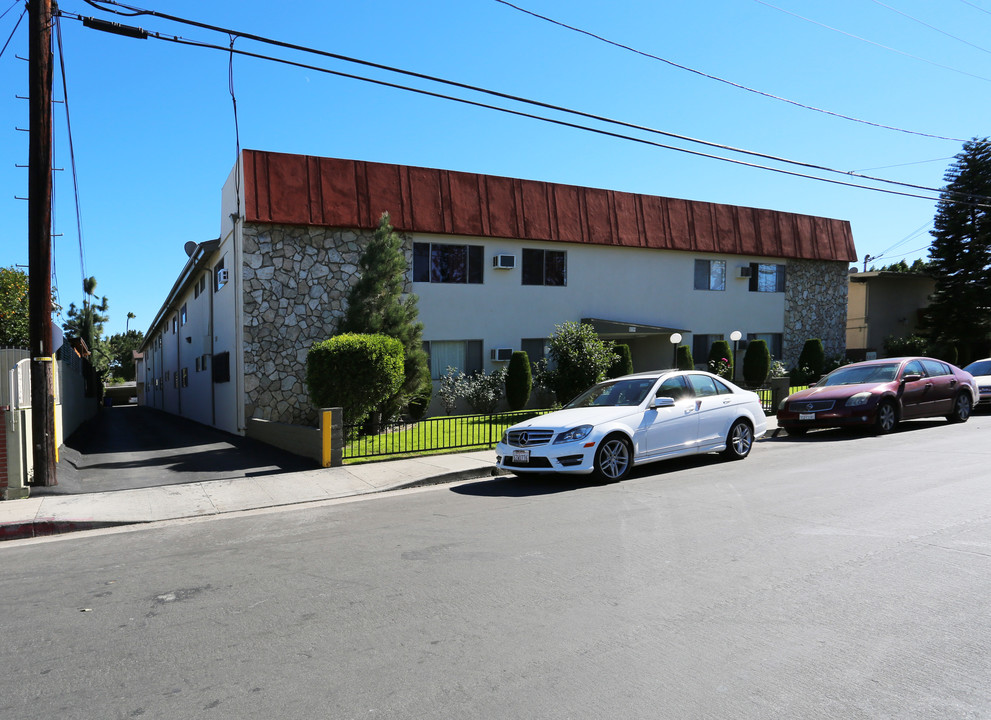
left=778, top=357, right=978, bottom=435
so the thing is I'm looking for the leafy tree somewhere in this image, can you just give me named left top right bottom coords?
left=927, top=138, right=991, bottom=364
left=545, top=321, right=617, bottom=404
left=882, top=334, right=927, bottom=358
left=0, top=266, right=31, bottom=347
left=103, top=330, right=145, bottom=381
left=505, top=351, right=532, bottom=411
left=337, top=213, right=430, bottom=418
left=0, top=266, right=61, bottom=348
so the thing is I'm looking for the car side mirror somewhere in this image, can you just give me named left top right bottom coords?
left=652, top=396, right=676, bottom=408
left=902, top=373, right=922, bottom=383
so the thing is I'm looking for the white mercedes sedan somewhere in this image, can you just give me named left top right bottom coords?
left=496, top=370, right=767, bottom=482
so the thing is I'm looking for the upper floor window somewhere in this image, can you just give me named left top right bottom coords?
left=749, top=263, right=786, bottom=293
left=171, top=315, right=177, bottom=334
left=215, top=257, right=228, bottom=292
left=413, top=242, right=483, bottom=284
left=522, top=249, right=567, bottom=286
left=694, top=260, right=726, bottom=291
left=180, top=304, right=187, bottom=326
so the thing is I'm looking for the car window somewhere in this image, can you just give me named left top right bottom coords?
left=655, top=375, right=690, bottom=401
left=964, top=359, right=991, bottom=376
left=712, top=377, right=734, bottom=395
left=920, top=359, right=949, bottom=377
left=821, top=363, right=899, bottom=385
left=687, top=374, right=718, bottom=397
left=903, top=360, right=925, bottom=377
left=566, top=378, right=657, bottom=408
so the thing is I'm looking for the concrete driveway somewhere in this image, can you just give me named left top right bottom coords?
left=46, top=405, right=314, bottom=495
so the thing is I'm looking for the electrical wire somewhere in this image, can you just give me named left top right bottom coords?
left=228, top=34, right=241, bottom=220
left=752, top=0, right=991, bottom=83
left=851, top=157, right=954, bottom=172
left=957, top=0, right=991, bottom=17
left=1, top=0, right=20, bottom=21
left=54, top=14, right=87, bottom=285
left=0, top=6, right=24, bottom=59
left=868, top=0, right=991, bottom=56
left=64, top=3, right=990, bottom=206
left=493, top=0, right=964, bottom=143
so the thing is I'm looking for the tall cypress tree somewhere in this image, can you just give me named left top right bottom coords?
left=338, top=213, right=430, bottom=418
left=927, top=138, right=991, bottom=362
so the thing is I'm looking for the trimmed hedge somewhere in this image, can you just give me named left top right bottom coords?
left=742, top=339, right=771, bottom=388
left=676, top=345, right=694, bottom=371
left=306, top=333, right=404, bottom=426
left=505, top=351, right=532, bottom=411
left=607, top=344, right=634, bottom=378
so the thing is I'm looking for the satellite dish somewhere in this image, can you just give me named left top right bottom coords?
left=184, top=241, right=197, bottom=257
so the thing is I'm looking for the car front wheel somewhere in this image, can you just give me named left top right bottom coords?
left=594, top=435, right=632, bottom=482
left=875, top=400, right=898, bottom=435
left=947, top=392, right=973, bottom=423
left=723, top=419, right=754, bottom=460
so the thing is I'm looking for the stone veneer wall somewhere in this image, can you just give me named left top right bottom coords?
left=241, top=222, right=412, bottom=426
left=783, top=259, right=849, bottom=368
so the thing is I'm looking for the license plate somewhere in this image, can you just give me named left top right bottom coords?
left=513, top=449, right=530, bottom=463
left=799, top=413, right=815, bottom=421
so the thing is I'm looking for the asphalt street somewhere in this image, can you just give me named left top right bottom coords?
left=3, top=412, right=991, bottom=718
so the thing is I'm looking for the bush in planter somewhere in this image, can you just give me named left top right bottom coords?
left=306, top=333, right=404, bottom=427
left=546, top=321, right=617, bottom=404
left=676, top=345, right=694, bottom=371
left=742, top=339, right=771, bottom=388
left=708, top=340, right=733, bottom=379
left=463, top=367, right=507, bottom=414
left=505, top=351, right=532, bottom=411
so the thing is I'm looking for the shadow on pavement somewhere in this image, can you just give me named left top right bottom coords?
left=42, top=405, right=315, bottom=495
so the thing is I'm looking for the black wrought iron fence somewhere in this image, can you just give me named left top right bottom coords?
left=344, top=408, right=551, bottom=460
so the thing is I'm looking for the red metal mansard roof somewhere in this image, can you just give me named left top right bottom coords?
left=241, top=150, right=857, bottom=263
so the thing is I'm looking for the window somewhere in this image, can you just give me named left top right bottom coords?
left=172, top=315, right=177, bottom=334
left=522, top=249, right=567, bottom=286
left=694, top=259, right=726, bottom=291
left=180, top=304, right=187, bottom=326
left=749, top=263, right=786, bottom=293
left=425, top=340, right=483, bottom=379
left=746, top=333, right=783, bottom=360
left=413, top=243, right=483, bottom=284
left=655, top=375, right=690, bottom=401
left=692, top=334, right=722, bottom=367
left=521, top=338, right=547, bottom=368
left=920, top=359, right=950, bottom=377
left=194, top=274, right=207, bottom=298
left=181, top=368, right=188, bottom=387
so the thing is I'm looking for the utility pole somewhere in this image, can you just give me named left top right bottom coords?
left=28, top=0, right=57, bottom=486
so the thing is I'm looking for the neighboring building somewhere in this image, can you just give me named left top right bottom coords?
left=846, top=270, right=935, bottom=359
left=139, top=150, right=857, bottom=435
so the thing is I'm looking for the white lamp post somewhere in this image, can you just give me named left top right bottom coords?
left=730, top=330, right=742, bottom=380
left=670, top=332, right=682, bottom=369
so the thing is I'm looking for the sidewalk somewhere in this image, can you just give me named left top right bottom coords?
left=1, top=417, right=780, bottom=543
left=0, top=450, right=505, bottom=542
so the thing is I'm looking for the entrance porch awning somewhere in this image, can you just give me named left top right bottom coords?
left=581, top=318, right=689, bottom=339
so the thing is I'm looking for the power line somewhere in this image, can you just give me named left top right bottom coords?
left=0, top=6, right=24, bottom=59
left=753, top=0, right=991, bottom=83
left=493, top=0, right=965, bottom=143
left=851, top=157, right=954, bottom=172
left=957, top=0, right=991, bottom=17
left=65, top=2, right=990, bottom=207
left=869, top=0, right=991, bottom=56
left=54, top=14, right=87, bottom=285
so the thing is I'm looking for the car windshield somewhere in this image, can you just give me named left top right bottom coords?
left=565, top=378, right=658, bottom=408
left=964, top=359, right=991, bottom=376
left=819, top=363, right=900, bottom=386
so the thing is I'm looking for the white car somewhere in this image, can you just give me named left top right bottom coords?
left=496, top=370, right=767, bottom=482
left=963, top=358, right=991, bottom=406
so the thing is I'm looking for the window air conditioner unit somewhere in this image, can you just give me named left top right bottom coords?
left=217, top=268, right=230, bottom=283
left=490, top=347, right=514, bottom=362
left=738, top=266, right=753, bottom=279
left=493, top=254, right=516, bottom=269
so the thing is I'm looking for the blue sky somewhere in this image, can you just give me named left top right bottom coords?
left=2, top=0, right=988, bottom=338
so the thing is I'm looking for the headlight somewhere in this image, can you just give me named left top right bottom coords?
left=554, top=425, right=593, bottom=444
left=501, top=430, right=509, bottom=444
left=845, top=392, right=871, bottom=407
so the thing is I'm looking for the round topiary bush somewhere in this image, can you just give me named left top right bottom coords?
left=742, top=339, right=771, bottom=388
left=306, top=333, right=404, bottom=427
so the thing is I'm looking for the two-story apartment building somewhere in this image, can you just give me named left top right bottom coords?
left=139, top=150, right=857, bottom=435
